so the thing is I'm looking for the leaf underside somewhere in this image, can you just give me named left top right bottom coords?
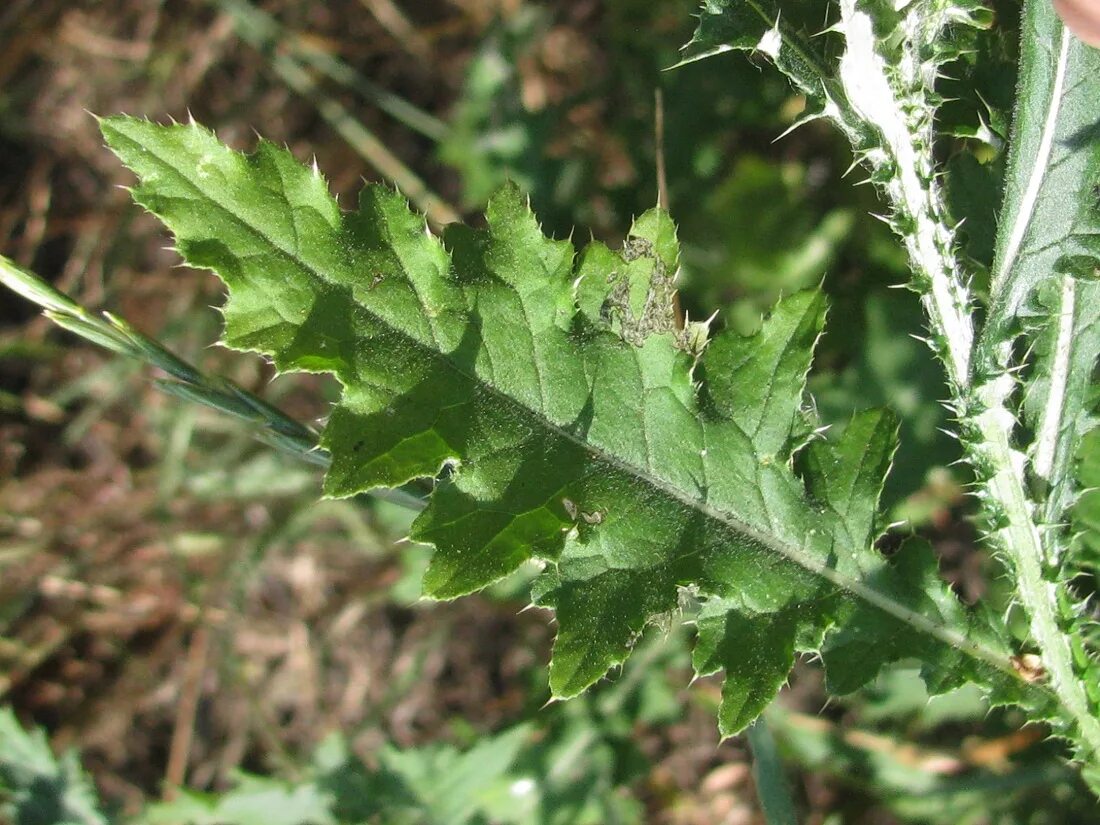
left=985, top=0, right=1100, bottom=777
left=101, top=116, right=1039, bottom=735
left=992, top=1, right=1100, bottom=572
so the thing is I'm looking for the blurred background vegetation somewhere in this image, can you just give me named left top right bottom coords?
left=0, top=0, right=1097, bottom=822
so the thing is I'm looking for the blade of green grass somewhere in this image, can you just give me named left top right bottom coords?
left=0, top=253, right=427, bottom=511
left=747, top=717, right=799, bottom=825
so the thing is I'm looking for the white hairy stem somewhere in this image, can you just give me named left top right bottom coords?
left=837, top=1, right=1100, bottom=762
left=974, top=393, right=1100, bottom=761
left=836, top=0, right=974, bottom=388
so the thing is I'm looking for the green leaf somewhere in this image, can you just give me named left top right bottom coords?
left=0, top=708, right=108, bottom=825
left=374, top=727, right=530, bottom=825
left=100, top=115, right=1042, bottom=736
left=984, top=0, right=1100, bottom=560
left=971, top=0, right=1100, bottom=772
left=802, top=408, right=897, bottom=552
left=680, top=0, right=834, bottom=96
left=1073, top=428, right=1100, bottom=576
left=806, top=419, right=983, bottom=697
left=678, top=0, right=870, bottom=150
left=313, top=727, right=533, bottom=825
left=145, top=776, right=336, bottom=825
left=679, top=0, right=1100, bottom=775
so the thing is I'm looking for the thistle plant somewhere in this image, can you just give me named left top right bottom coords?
left=4, top=0, right=1100, bottom=798
left=684, top=0, right=1100, bottom=784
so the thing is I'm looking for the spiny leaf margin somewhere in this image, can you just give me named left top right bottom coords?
left=100, top=115, right=1041, bottom=737
left=681, top=0, right=1100, bottom=777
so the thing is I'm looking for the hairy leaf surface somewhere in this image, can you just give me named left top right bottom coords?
left=977, top=0, right=1100, bottom=776
left=985, top=0, right=1100, bottom=568
left=680, top=0, right=1100, bottom=772
left=101, top=116, right=1040, bottom=734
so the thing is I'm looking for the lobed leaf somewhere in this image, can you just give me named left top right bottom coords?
left=101, top=115, right=1042, bottom=735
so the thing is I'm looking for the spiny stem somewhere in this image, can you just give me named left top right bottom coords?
left=832, top=1, right=1100, bottom=766
left=967, top=1, right=1100, bottom=765
left=973, top=396, right=1100, bottom=763
left=836, top=0, right=975, bottom=391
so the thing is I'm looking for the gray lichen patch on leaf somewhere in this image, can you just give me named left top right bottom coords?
left=596, top=213, right=711, bottom=359
left=601, top=236, right=680, bottom=347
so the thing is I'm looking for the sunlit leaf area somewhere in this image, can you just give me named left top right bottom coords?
left=1, top=1, right=1099, bottom=823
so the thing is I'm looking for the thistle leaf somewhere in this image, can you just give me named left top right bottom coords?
left=678, top=0, right=871, bottom=149
left=681, top=1, right=1100, bottom=773
left=984, top=0, right=1100, bottom=569
left=101, top=116, right=1042, bottom=735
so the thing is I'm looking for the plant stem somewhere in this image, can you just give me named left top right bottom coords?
left=974, top=402, right=1100, bottom=763
left=834, top=0, right=1100, bottom=766
left=836, top=0, right=975, bottom=391
left=966, top=0, right=1100, bottom=768
left=747, top=717, right=798, bottom=825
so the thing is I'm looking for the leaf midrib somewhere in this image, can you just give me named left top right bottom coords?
left=990, top=28, right=1071, bottom=314
left=110, top=121, right=1024, bottom=683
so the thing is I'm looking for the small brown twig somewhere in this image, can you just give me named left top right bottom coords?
left=162, top=624, right=211, bottom=799
left=654, top=88, right=669, bottom=212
